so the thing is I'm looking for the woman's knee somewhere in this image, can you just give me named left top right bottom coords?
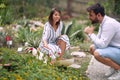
left=57, top=39, right=66, bottom=45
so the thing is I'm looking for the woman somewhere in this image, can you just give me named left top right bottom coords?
left=39, top=8, right=70, bottom=64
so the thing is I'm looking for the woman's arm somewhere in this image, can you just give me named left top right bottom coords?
left=41, top=22, right=50, bottom=49
left=43, top=40, right=49, bottom=48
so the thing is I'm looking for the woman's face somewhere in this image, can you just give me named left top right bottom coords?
left=52, top=11, right=60, bottom=23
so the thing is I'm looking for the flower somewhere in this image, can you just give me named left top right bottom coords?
left=29, top=47, right=33, bottom=50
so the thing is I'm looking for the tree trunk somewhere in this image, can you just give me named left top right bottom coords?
left=67, top=0, right=72, bottom=17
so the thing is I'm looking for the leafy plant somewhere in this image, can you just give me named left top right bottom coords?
left=62, top=20, right=86, bottom=43
left=26, top=30, right=42, bottom=48
left=15, top=27, right=42, bottom=48
left=0, top=47, right=89, bottom=80
left=62, top=21, right=73, bottom=36
left=0, top=7, right=14, bottom=25
left=62, top=21, right=78, bottom=38
left=0, top=32, right=6, bottom=47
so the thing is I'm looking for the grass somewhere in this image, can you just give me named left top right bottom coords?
left=0, top=45, right=91, bottom=80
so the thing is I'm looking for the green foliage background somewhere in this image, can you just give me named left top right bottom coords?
left=0, top=0, right=120, bottom=25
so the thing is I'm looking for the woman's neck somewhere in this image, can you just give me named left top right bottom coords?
left=52, top=22, right=58, bottom=31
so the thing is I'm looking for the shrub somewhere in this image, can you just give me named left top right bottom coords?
left=15, top=27, right=42, bottom=48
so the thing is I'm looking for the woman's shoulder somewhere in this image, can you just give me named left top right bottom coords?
left=44, top=22, right=50, bottom=26
left=44, top=22, right=51, bottom=28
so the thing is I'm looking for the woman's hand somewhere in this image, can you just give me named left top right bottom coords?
left=43, top=41, right=49, bottom=49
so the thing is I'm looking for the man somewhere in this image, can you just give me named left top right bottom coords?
left=84, top=3, right=120, bottom=80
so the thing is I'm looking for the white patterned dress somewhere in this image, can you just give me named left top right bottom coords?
left=39, top=21, right=70, bottom=59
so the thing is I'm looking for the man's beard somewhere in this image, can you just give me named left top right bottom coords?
left=91, top=18, right=99, bottom=24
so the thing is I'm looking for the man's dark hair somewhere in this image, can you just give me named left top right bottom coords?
left=87, top=3, right=105, bottom=16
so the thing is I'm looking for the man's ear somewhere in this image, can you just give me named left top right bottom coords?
left=97, top=13, right=101, bottom=17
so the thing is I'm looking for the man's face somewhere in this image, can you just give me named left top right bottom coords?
left=88, top=11, right=99, bottom=24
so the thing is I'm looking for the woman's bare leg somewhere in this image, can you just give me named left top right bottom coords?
left=57, top=39, right=66, bottom=60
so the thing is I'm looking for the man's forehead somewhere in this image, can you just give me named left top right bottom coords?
left=89, top=10, right=95, bottom=15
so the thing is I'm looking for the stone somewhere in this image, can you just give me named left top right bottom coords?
left=68, top=64, right=81, bottom=69
left=17, top=47, right=23, bottom=52
left=57, top=58, right=74, bottom=66
left=71, top=51, right=86, bottom=57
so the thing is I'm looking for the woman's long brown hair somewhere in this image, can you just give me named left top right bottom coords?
left=48, top=8, right=61, bottom=27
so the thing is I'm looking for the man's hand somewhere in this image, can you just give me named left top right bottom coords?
left=84, top=26, right=94, bottom=35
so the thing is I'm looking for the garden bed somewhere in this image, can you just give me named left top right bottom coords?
left=0, top=47, right=90, bottom=80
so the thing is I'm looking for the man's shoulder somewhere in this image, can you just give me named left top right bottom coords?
left=105, top=16, right=119, bottom=24
left=105, top=16, right=118, bottom=22
left=104, top=16, right=120, bottom=29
